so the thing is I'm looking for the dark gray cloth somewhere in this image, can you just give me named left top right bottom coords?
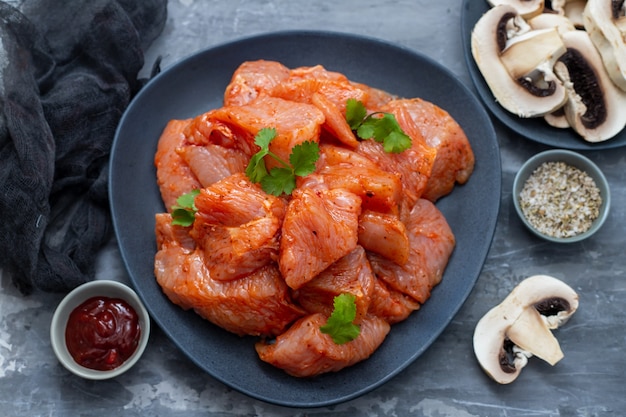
left=0, top=0, right=167, bottom=294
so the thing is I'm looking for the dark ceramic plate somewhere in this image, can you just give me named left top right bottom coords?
left=461, top=0, right=626, bottom=150
left=109, top=31, right=500, bottom=408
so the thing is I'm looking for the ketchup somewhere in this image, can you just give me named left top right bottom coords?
left=65, top=296, right=141, bottom=371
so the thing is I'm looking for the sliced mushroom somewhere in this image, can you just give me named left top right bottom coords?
left=552, top=0, right=587, bottom=28
left=544, top=106, right=571, bottom=128
left=473, top=275, right=579, bottom=384
left=472, top=5, right=568, bottom=117
left=527, top=13, right=577, bottom=128
left=554, top=30, right=626, bottom=141
left=583, top=0, right=626, bottom=91
left=528, top=11, right=578, bottom=33
left=487, top=0, right=546, bottom=18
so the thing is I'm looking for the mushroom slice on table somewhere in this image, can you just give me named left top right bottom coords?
left=487, top=0, right=545, bottom=18
left=471, top=5, right=568, bottom=118
left=554, top=30, right=626, bottom=142
left=584, top=0, right=626, bottom=91
left=473, top=275, right=579, bottom=384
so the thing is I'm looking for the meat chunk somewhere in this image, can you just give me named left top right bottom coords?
left=191, top=173, right=286, bottom=281
left=368, top=199, right=455, bottom=303
left=185, top=95, right=325, bottom=163
left=155, top=119, right=201, bottom=211
left=358, top=210, right=409, bottom=265
left=177, top=143, right=248, bottom=188
left=313, top=144, right=403, bottom=213
left=224, top=60, right=291, bottom=106
left=382, top=98, right=475, bottom=202
left=293, top=245, right=374, bottom=323
left=279, top=188, right=362, bottom=290
left=368, top=278, right=420, bottom=324
left=155, top=213, right=304, bottom=336
left=356, top=131, right=437, bottom=211
left=255, top=313, right=390, bottom=377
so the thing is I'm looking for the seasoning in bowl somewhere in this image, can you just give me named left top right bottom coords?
left=512, top=149, right=610, bottom=243
left=519, top=161, right=602, bottom=238
left=50, top=280, right=150, bottom=380
left=65, top=296, right=142, bottom=371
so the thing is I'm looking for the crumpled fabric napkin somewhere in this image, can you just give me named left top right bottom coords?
left=0, top=0, right=167, bottom=294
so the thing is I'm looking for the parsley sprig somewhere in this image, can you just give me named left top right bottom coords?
left=345, top=98, right=412, bottom=153
left=245, top=128, right=320, bottom=196
left=171, top=189, right=200, bottom=226
left=320, top=293, right=361, bottom=344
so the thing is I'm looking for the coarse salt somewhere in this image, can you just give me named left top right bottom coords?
left=518, top=161, right=602, bottom=238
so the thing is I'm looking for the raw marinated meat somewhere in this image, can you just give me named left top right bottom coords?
left=382, top=98, right=475, bottom=202
left=255, top=313, right=390, bottom=377
left=191, top=173, right=286, bottom=281
left=153, top=60, right=473, bottom=377
left=279, top=187, right=361, bottom=290
left=154, top=213, right=304, bottom=336
left=178, top=143, right=248, bottom=187
left=155, top=119, right=201, bottom=211
left=368, top=199, right=455, bottom=303
left=293, top=245, right=374, bottom=322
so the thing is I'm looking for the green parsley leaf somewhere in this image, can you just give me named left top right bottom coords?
left=261, top=167, right=296, bottom=196
left=346, top=98, right=368, bottom=130
left=245, top=150, right=269, bottom=183
left=319, top=294, right=361, bottom=345
left=170, top=189, right=200, bottom=227
left=245, top=128, right=275, bottom=182
left=254, top=127, right=277, bottom=149
left=356, top=119, right=376, bottom=140
left=245, top=128, right=320, bottom=196
left=289, top=141, right=320, bottom=177
left=345, top=99, right=412, bottom=153
left=383, top=129, right=412, bottom=153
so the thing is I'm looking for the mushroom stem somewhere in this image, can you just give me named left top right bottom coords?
left=507, top=307, right=564, bottom=366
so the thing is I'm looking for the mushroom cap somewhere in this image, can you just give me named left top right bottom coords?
left=583, top=0, right=626, bottom=91
left=473, top=275, right=579, bottom=384
left=487, top=0, right=545, bottom=18
left=471, top=5, right=568, bottom=118
left=555, top=29, right=626, bottom=142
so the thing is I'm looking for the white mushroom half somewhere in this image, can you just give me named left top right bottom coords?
left=473, top=275, right=579, bottom=384
left=584, top=0, right=626, bottom=91
left=487, top=0, right=546, bottom=18
left=554, top=29, right=626, bottom=141
left=472, top=5, right=569, bottom=118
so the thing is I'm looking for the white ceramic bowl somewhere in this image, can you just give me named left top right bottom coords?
left=50, top=280, right=150, bottom=380
left=512, top=149, right=610, bottom=243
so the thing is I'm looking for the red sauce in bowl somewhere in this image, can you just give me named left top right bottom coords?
left=65, top=296, right=141, bottom=371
